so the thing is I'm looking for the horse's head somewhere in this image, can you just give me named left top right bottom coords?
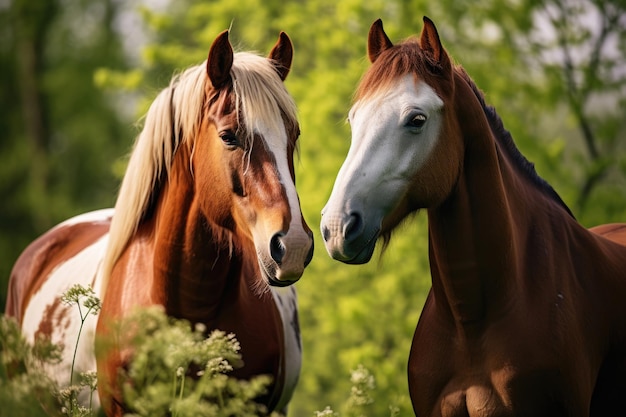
left=194, top=30, right=313, bottom=286
left=321, top=17, right=462, bottom=264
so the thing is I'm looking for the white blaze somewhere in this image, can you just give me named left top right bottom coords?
left=322, top=75, right=444, bottom=254
left=254, top=122, right=311, bottom=279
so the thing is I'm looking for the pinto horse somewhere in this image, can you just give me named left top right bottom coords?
left=321, top=17, right=626, bottom=417
left=6, top=29, right=313, bottom=415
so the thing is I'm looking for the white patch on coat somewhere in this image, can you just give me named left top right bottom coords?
left=270, top=285, right=301, bottom=411
left=21, top=229, right=109, bottom=408
left=54, top=208, right=113, bottom=229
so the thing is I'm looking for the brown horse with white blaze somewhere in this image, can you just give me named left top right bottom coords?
left=321, top=17, right=626, bottom=416
left=6, top=30, right=313, bottom=416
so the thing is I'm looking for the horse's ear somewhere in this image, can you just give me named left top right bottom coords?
left=207, top=30, right=234, bottom=89
left=268, top=31, right=293, bottom=81
left=368, top=19, right=393, bottom=63
left=419, top=16, right=451, bottom=73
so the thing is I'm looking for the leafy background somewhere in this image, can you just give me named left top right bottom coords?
left=1, top=0, right=625, bottom=415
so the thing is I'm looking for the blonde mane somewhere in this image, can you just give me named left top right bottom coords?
left=99, top=51, right=298, bottom=297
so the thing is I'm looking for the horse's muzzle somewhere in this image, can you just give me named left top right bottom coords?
left=265, top=230, right=314, bottom=286
left=320, top=209, right=379, bottom=264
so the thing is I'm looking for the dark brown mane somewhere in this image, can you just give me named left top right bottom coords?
left=455, top=68, right=575, bottom=219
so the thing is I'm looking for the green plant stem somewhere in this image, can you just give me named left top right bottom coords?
left=172, top=373, right=177, bottom=400
left=69, top=304, right=93, bottom=416
left=179, top=375, right=185, bottom=402
left=70, top=304, right=91, bottom=387
left=217, top=385, right=225, bottom=410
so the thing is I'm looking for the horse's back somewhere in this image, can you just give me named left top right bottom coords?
left=6, top=209, right=113, bottom=322
left=6, top=209, right=112, bottom=396
left=590, top=223, right=626, bottom=247
left=585, top=222, right=626, bottom=415
left=589, top=222, right=626, bottom=274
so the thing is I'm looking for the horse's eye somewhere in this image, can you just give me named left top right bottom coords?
left=220, top=131, right=239, bottom=148
left=407, top=113, right=427, bottom=129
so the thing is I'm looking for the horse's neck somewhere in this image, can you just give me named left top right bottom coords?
left=150, top=154, right=249, bottom=324
left=154, top=212, right=234, bottom=323
left=427, top=113, right=541, bottom=330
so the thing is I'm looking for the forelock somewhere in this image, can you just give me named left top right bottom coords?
left=354, top=38, right=432, bottom=104
left=231, top=52, right=298, bottom=148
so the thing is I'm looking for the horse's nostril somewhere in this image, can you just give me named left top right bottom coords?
left=270, top=233, right=286, bottom=264
left=322, top=226, right=330, bottom=242
left=343, top=212, right=364, bottom=241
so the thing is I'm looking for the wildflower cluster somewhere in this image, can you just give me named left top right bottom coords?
left=314, top=406, right=340, bottom=417
left=112, top=306, right=279, bottom=417
left=347, top=365, right=375, bottom=409
left=60, top=284, right=102, bottom=322
left=2, top=285, right=402, bottom=417
left=314, top=365, right=401, bottom=417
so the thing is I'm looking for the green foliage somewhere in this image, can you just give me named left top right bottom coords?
left=0, top=0, right=130, bottom=309
left=1, top=283, right=283, bottom=416
left=101, top=306, right=280, bottom=417
left=0, top=315, right=61, bottom=417
left=0, top=285, right=103, bottom=417
left=0, top=310, right=273, bottom=417
left=0, top=303, right=397, bottom=417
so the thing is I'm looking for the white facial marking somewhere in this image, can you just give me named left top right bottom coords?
left=349, top=76, right=443, bottom=201
left=254, top=121, right=311, bottom=280
left=328, top=75, right=444, bottom=217
left=321, top=76, right=444, bottom=259
left=257, top=122, right=303, bottom=235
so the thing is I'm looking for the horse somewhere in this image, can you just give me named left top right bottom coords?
left=6, top=29, right=314, bottom=416
left=320, top=17, right=626, bottom=417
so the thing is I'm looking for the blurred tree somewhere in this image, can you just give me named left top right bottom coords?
left=0, top=0, right=129, bottom=310
left=427, top=0, right=626, bottom=225
left=530, top=0, right=626, bottom=220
